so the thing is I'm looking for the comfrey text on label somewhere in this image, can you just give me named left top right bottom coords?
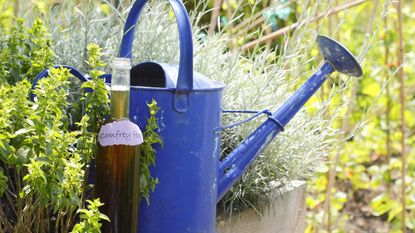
left=98, top=120, right=143, bottom=146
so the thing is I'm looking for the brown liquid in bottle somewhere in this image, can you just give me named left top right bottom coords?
left=95, top=144, right=139, bottom=233
left=95, top=69, right=141, bottom=233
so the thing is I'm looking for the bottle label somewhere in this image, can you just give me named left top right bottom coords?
left=98, top=120, right=144, bottom=146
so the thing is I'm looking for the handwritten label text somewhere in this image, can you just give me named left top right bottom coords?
left=98, top=120, right=143, bottom=146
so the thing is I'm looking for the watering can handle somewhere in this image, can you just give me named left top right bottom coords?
left=119, top=0, right=193, bottom=94
left=30, top=66, right=88, bottom=101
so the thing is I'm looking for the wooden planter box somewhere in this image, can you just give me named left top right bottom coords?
left=216, top=181, right=306, bottom=233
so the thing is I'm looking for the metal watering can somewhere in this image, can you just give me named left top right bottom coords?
left=119, top=0, right=363, bottom=231
left=31, top=0, right=363, bottom=232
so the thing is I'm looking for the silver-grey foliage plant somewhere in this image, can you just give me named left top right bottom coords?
left=28, top=0, right=346, bottom=213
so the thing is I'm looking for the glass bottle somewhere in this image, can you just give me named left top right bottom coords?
left=95, top=57, right=141, bottom=233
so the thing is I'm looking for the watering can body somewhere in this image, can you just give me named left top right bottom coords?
left=127, top=65, right=225, bottom=233
left=131, top=87, right=222, bottom=232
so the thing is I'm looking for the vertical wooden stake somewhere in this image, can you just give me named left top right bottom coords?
left=208, top=0, right=224, bottom=36
left=328, top=0, right=335, bottom=36
left=365, top=0, right=380, bottom=34
left=224, top=0, right=237, bottom=50
left=263, top=0, right=272, bottom=50
left=334, top=0, right=340, bottom=40
left=383, top=15, right=392, bottom=197
left=14, top=0, right=19, bottom=17
left=396, top=0, right=406, bottom=231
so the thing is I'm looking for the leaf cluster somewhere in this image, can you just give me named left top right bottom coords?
left=0, top=19, right=110, bottom=231
left=0, top=65, right=89, bottom=231
left=81, top=43, right=110, bottom=136
left=22, top=67, right=84, bottom=211
left=0, top=18, right=54, bottom=84
left=140, top=99, right=163, bottom=204
left=71, top=199, right=110, bottom=233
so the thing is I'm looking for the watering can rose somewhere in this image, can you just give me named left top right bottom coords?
left=98, top=119, right=143, bottom=146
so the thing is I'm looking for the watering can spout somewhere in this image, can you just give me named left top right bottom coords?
left=217, top=36, right=363, bottom=201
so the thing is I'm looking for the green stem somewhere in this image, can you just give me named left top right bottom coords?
left=80, top=161, right=90, bottom=206
left=66, top=208, right=75, bottom=233
left=55, top=209, right=62, bottom=233
left=15, top=169, right=22, bottom=227
left=37, top=204, right=42, bottom=233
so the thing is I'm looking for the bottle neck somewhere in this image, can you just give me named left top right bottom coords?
left=110, top=86, right=130, bottom=120
left=110, top=58, right=131, bottom=120
left=110, top=68, right=131, bottom=120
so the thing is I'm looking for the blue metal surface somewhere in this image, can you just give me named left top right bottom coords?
left=131, top=88, right=222, bottom=233
left=317, top=36, right=363, bottom=77
left=217, top=36, right=363, bottom=201
left=217, top=63, right=334, bottom=200
left=215, top=109, right=273, bottom=132
left=217, top=119, right=283, bottom=200
left=120, top=0, right=194, bottom=113
left=270, top=62, right=334, bottom=127
left=131, top=62, right=225, bottom=89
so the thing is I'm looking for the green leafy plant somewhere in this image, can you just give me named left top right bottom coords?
left=140, top=99, right=163, bottom=204
left=82, top=43, right=110, bottom=133
left=0, top=15, right=164, bottom=231
left=71, top=199, right=110, bottom=233
left=0, top=18, right=53, bottom=84
left=0, top=65, right=86, bottom=232
left=0, top=18, right=98, bottom=231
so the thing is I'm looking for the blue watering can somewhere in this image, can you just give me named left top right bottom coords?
left=31, top=0, right=363, bottom=232
left=116, top=2, right=362, bottom=233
